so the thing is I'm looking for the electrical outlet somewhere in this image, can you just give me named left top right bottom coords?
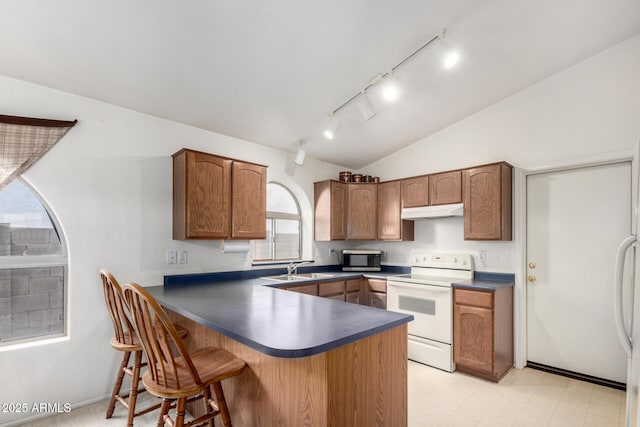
left=178, top=250, right=188, bottom=264
left=479, top=250, right=487, bottom=264
left=167, top=250, right=177, bottom=264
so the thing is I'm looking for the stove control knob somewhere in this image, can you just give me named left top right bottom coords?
left=462, top=260, right=467, bottom=266
left=453, top=257, right=458, bottom=263
left=415, top=257, right=419, bottom=263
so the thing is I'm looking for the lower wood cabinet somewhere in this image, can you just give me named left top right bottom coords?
left=366, top=278, right=387, bottom=309
left=285, top=283, right=318, bottom=296
left=346, top=278, right=362, bottom=305
left=453, top=286, right=513, bottom=382
left=319, top=280, right=346, bottom=301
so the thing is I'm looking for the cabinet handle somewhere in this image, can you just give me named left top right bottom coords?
left=528, top=275, right=536, bottom=283
left=528, top=262, right=536, bottom=269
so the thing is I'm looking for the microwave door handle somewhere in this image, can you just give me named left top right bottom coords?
left=614, top=235, right=636, bottom=357
left=387, top=282, right=451, bottom=293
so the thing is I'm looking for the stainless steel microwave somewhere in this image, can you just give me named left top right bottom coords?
left=341, top=250, right=382, bottom=271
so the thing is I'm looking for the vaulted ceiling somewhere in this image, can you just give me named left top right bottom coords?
left=1, top=1, right=639, bottom=168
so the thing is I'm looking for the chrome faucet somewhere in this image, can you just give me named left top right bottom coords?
left=287, top=261, right=313, bottom=276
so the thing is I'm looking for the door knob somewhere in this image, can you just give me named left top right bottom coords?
left=528, top=262, right=536, bottom=269
left=528, top=275, right=537, bottom=282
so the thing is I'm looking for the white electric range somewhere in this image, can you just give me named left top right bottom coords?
left=387, top=253, right=474, bottom=372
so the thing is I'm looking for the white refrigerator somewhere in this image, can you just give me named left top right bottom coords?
left=615, top=142, right=640, bottom=426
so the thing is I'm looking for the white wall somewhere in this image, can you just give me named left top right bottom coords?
left=0, top=75, right=345, bottom=425
left=360, top=33, right=640, bottom=272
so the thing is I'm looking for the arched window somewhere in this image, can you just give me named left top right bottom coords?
left=253, top=183, right=301, bottom=261
left=0, top=179, right=67, bottom=346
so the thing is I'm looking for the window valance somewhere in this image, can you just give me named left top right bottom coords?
left=0, top=114, right=77, bottom=191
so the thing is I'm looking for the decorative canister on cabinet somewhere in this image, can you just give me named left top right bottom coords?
left=339, top=171, right=352, bottom=182
left=352, top=174, right=363, bottom=182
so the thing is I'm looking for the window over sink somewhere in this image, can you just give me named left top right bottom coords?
left=252, top=182, right=301, bottom=262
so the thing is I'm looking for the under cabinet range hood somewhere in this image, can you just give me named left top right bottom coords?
left=401, top=203, right=464, bottom=220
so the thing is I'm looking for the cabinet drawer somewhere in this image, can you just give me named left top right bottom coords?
left=455, top=288, right=493, bottom=308
left=318, top=280, right=345, bottom=297
left=326, top=293, right=346, bottom=302
left=367, top=278, right=387, bottom=293
left=346, top=278, right=362, bottom=292
left=286, top=284, right=318, bottom=296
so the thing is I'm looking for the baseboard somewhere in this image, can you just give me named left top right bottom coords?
left=527, top=361, right=626, bottom=391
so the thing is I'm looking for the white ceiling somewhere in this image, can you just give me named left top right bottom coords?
left=1, top=1, right=639, bottom=169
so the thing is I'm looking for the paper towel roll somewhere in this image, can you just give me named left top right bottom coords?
left=219, top=240, right=251, bottom=253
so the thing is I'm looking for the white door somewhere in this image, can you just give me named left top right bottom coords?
left=527, top=162, right=631, bottom=383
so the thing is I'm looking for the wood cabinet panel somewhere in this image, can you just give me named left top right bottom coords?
left=455, top=288, right=493, bottom=309
left=454, top=286, right=513, bottom=382
left=367, top=278, right=387, bottom=293
left=369, top=292, right=387, bottom=309
left=346, top=278, right=362, bottom=293
left=173, top=150, right=232, bottom=239
left=286, top=283, right=319, bottom=296
left=231, top=161, right=267, bottom=239
left=401, top=175, right=429, bottom=208
left=463, top=163, right=512, bottom=240
left=346, top=291, right=360, bottom=305
left=378, top=181, right=414, bottom=241
left=429, top=171, right=462, bottom=205
left=347, top=183, right=377, bottom=240
left=314, top=180, right=346, bottom=241
left=454, top=304, right=494, bottom=373
left=318, top=280, right=346, bottom=297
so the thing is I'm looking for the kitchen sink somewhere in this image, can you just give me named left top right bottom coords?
left=263, top=273, right=336, bottom=281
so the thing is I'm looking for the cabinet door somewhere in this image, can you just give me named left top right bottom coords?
left=463, top=163, right=512, bottom=240
left=314, top=180, right=346, bottom=241
left=347, top=184, right=377, bottom=240
left=402, top=176, right=429, bottom=208
left=377, top=181, right=402, bottom=240
left=174, top=150, right=232, bottom=239
left=232, top=161, right=267, bottom=239
left=429, top=171, right=462, bottom=205
left=369, top=292, right=387, bottom=309
left=318, top=280, right=345, bottom=298
left=346, top=291, right=360, bottom=305
left=454, top=303, right=494, bottom=373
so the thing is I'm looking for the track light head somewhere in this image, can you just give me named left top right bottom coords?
left=294, top=140, right=307, bottom=166
left=324, top=117, right=342, bottom=140
left=357, top=92, right=377, bottom=120
left=435, top=31, right=460, bottom=69
left=382, top=72, right=400, bottom=102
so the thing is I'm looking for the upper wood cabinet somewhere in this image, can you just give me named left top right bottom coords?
left=173, top=148, right=267, bottom=240
left=314, top=180, right=346, bottom=241
left=347, top=183, right=377, bottom=240
left=463, top=162, right=512, bottom=240
left=378, top=180, right=414, bottom=241
left=401, top=175, right=429, bottom=208
left=429, top=170, right=462, bottom=205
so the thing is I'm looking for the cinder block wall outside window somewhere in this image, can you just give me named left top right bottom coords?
left=0, top=223, right=64, bottom=343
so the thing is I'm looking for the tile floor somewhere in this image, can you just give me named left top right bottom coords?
left=19, top=361, right=625, bottom=426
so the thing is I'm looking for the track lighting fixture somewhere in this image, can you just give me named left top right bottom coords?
left=323, top=116, right=342, bottom=140
left=357, top=91, right=377, bottom=120
left=294, top=140, right=306, bottom=165
left=322, top=28, right=460, bottom=140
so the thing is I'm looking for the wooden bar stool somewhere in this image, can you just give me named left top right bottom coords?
left=100, top=270, right=188, bottom=426
left=122, top=282, right=246, bottom=427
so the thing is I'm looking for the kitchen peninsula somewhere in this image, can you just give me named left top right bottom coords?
left=147, top=278, right=413, bottom=427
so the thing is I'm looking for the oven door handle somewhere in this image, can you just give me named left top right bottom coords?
left=387, top=281, right=451, bottom=293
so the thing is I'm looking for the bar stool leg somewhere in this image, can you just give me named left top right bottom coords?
left=157, top=398, right=171, bottom=427
left=126, top=350, right=143, bottom=427
left=107, top=351, right=131, bottom=419
left=212, top=382, right=232, bottom=427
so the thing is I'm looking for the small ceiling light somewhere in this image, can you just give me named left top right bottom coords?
left=294, top=140, right=307, bottom=166
left=357, top=91, right=377, bottom=120
left=434, top=30, right=460, bottom=69
left=323, top=116, right=342, bottom=140
left=382, top=72, right=399, bottom=102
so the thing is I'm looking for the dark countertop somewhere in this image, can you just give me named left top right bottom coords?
left=147, top=278, right=413, bottom=358
left=452, top=272, right=515, bottom=291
